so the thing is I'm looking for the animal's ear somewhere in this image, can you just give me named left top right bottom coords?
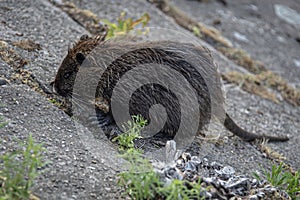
left=80, top=34, right=89, bottom=41
left=76, top=52, right=85, bottom=65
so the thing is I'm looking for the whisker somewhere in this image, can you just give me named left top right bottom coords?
left=71, top=98, right=86, bottom=111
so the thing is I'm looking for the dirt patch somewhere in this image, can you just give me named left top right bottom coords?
left=12, top=39, right=42, bottom=51
left=53, top=1, right=106, bottom=35
left=0, top=40, right=28, bottom=68
left=255, top=141, right=297, bottom=174
left=0, top=40, right=40, bottom=91
left=149, top=0, right=232, bottom=48
left=222, top=71, right=279, bottom=103
left=222, top=71, right=300, bottom=106
left=218, top=47, right=266, bottom=74
left=0, top=40, right=67, bottom=111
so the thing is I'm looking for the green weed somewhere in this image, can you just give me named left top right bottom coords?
left=159, top=179, right=204, bottom=200
left=117, top=117, right=205, bottom=199
left=102, top=12, right=150, bottom=40
left=253, top=162, right=300, bottom=199
left=119, top=148, right=205, bottom=200
left=192, top=26, right=201, bottom=37
left=48, top=98, right=61, bottom=107
left=118, top=149, right=162, bottom=199
left=112, top=115, right=147, bottom=151
left=0, top=134, right=45, bottom=200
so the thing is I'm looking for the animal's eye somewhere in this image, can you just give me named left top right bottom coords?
left=63, top=72, right=72, bottom=79
left=80, top=34, right=89, bottom=41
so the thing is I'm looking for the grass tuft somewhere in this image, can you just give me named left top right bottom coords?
left=253, top=162, right=300, bottom=199
left=112, top=115, right=147, bottom=151
left=0, top=134, right=45, bottom=200
left=116, top=116, right=205, bottom=199
left=118, top=149, right=162, bottom=199
left=102, top=12, right=150, bottom=40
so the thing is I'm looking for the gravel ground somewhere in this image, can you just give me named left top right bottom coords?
left=172, top=0, right=300, bottom=87
left=0, top=84, right=126, bottom=199
left=0, top=0, right=299, bottom=199
left=171, top=0, right=300, bottom=170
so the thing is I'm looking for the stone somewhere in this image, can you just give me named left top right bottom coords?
left=274, top=4, right=300, bottom=27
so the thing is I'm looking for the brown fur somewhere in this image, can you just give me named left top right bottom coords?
left=53, top=34, right=289, bottom=142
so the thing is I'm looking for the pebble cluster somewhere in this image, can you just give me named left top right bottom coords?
left=153, top=152, right=291, bottom=200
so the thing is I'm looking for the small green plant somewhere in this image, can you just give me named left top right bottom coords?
left=253, top=163, right=300, bottom=199
left=0, top=117, right=8, bottom=129
left=102, top=12, right=150, bottom=40
left=192, top=26, right=201, bottom=37
left=117, top=116, right=205, bottom=199
left=112, top=115, right=147, bottom=151
left=119, top=149, right=205, bottom=200
left=118, top=149, right=163, bottom=199
left=48, top=98, right=62, bottom=107
left=159, top=179, right=204, bottom=200
left=284, top=170, right=300, bottom=199
left=0, top=134, right=45, bottom=200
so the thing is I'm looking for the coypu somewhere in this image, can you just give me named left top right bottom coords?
left=53, top=33, right=289, bottom=142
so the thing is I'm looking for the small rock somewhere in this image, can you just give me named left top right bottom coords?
left=215, top=165, right=235, bottom=179
left=277, top=36, right=286, bottom=43
left=0, top=78, right=9, bottom=86
left=248, top=195, right=259, bottom=200
left=87, top=166, right=95, bottom=170
left=249, top=4, right=258, bottom=11
left=251, top=178, right=258, bottom=187
left=202, top=157, right=209, bottom=167
left=256, top=190, right=266, bottom=198
left=202, top=177, right=216, bottom=184
left=51, top=0, right=64, bottom=5
left=233, top=31, right=249, bottom=43
left=164, top=167, right=182, bottom=180
left=210, top=161, right=223, bottom=170
left=293, top=59, right=300, bottom=68
left=223, top=177, right=250, bottom=190
left=165, top=140, right=177, bottom=163
left=274, top=4, right=300, bottom=26
left=181, top=152, right=191, bottom=162
left=15, top=32, right=23, bottom=36
left=176, top=158, right=185, bottom=170
left=190, top=156, right=202, bottom=166
left=213, top=18, right=221, bottom=25
left=185, top=161, right=196, bottom=172
left=90, top=193, right=97, bottom=198
left=0, top=40, right=8, bottom=47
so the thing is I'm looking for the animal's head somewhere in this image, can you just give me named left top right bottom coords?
left=52, top=33, right=106, bottom=97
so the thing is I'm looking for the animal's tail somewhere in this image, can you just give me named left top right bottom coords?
left=224, top=113, right=289, bottom=142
